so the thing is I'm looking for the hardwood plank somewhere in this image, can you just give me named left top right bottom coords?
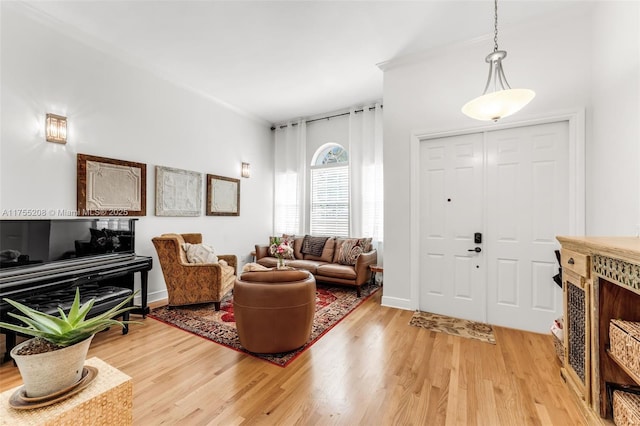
left=0, top=291, right=589, bottom=425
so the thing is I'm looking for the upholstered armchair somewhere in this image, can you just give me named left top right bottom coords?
left=152, top=233, right=236, bottom=310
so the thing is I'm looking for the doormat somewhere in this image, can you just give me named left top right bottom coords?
left=149, top=282, right=381, bottom=367
left=409, top=311, right=496, bottom=344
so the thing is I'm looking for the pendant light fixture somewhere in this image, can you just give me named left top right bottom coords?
left=462, top=0, right=535, bottom=122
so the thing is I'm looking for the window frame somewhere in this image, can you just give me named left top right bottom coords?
left=309, top=143, right=350, bottom=237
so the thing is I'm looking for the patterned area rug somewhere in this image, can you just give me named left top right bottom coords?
left=149, top=282, right=380, bottom=367
left=409, top=311, right=496, bottom=344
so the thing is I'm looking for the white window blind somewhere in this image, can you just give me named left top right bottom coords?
left=310, top=165, right=349, bottom=237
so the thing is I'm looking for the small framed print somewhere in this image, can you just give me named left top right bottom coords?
left=206, top=174, right=240, bottom=216
left=77, top=154, right=146, bottom=216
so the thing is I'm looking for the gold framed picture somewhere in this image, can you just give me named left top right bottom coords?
left=206, top=174, right=240, bottom=216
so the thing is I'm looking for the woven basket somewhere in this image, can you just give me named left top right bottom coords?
left=613, top=390, right=640, bottom=426
left=610, top=320, right=640, bottom=379
left=552, top=333, right=564, bottom=363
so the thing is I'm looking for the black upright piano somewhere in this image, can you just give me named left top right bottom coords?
left=0, top=218, right=152, bottom=361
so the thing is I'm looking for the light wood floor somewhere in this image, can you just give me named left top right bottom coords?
left=0, top=290, right=589, bottom=425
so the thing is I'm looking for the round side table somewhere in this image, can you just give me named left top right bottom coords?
left=369, top=265, right=383, bottom=286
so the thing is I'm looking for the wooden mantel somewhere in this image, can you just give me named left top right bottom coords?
left=556, top=236, right=640, bottom=421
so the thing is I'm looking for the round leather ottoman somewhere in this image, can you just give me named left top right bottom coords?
left=234, top=269, right=316, bottom=354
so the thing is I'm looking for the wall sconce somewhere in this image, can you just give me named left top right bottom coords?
left=241, top=162, right=251, bottom=178
left=46, top=113, right=67, bottom=144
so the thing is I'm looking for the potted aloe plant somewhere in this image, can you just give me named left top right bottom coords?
left=0, top=288, right=138, bottom=398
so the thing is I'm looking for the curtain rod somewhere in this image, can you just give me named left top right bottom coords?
left=271, top=105, right=383, bottom=131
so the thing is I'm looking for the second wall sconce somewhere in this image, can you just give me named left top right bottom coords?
left=46, top=113, right=67, bottom=144
left=241, top=162, right=251, bottom=178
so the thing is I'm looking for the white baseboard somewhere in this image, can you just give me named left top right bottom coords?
left=135, top=290, right=168, bottom=307
left=381, top=295, right=413, bottom=311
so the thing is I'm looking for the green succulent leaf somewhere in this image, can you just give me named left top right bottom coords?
left=0, top=288, right=140, bottom=347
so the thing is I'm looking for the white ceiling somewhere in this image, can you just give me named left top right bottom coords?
left=22, top=0, right=575, bottom=125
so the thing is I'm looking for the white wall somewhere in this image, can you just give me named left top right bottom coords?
left=381, top=2, right=640, bottom=308
left=0, top=3, right=274, bottom=303
left=589, top=2, right=640, bottom=236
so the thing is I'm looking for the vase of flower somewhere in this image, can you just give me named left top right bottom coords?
left=270, top=237, right=293, bottom=270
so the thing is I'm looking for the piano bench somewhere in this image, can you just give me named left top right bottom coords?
left=1, top=284, right=133, bottom=363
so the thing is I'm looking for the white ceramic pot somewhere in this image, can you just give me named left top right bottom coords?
left=10, top=335, right=93, bottom=398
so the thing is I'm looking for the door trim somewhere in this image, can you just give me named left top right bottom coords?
left=409, top=109, right=586, bottom=311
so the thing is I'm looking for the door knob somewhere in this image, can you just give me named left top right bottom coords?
left=468, top=247, right=482, bottom=253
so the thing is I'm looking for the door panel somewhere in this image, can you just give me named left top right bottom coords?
left=486, top=121, right=569, bottom=332
left=419, top=133, right=485, bottom=322
left=419, top=121, right=570, bottom=333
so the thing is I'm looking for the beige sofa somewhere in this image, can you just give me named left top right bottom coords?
left=254, top=236, right=377, bottom=296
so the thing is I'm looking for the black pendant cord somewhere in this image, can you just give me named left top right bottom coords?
left=493, top=0, right=499, bottom=52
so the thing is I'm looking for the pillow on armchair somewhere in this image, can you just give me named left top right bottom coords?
left=182, top=243, right=218, bottom=264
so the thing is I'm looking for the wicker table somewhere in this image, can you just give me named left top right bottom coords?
left=0, top=357, right=132, bottom=425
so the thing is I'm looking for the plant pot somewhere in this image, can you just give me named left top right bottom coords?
left=10, top=335, right=94, bottom=398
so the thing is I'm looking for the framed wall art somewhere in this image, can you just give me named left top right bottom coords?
left=77, top=154, right=147, bottom=216
left=206, top=174, right=240, bottom=216
left=155, top=166, right=202, bottom=216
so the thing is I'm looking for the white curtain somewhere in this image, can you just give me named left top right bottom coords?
left=349, top=103, right=384, bottom=241
left=273, top=120, right=306, bottom=235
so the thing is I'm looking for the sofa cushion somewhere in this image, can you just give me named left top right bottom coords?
left=182, top=243, right=218, bottom=264
left=336, top=238, right=373, bottom=265
left=316, top=263, right=357, bottom=280
left=303, top=237, right=335, bottom=262
left=257, top=257, right=278, bottom=268
left=287, top=259, right=326, bottom=275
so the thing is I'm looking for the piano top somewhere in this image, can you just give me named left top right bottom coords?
left=0, top=253, right=152, bottom=291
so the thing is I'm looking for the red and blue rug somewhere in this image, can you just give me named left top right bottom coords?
left=149, top=282, right=380, bottom=367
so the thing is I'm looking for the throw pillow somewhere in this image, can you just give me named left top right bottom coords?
left=182, top=243, right=218, bottom=264
left=301, top=235, right=329, bottom=256
left=360, top=237, right=373, bottom=253
left=337, top=238, right=365, bottom=266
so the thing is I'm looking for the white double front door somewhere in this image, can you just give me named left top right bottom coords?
left=419, top=121, right=570, bottom=333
